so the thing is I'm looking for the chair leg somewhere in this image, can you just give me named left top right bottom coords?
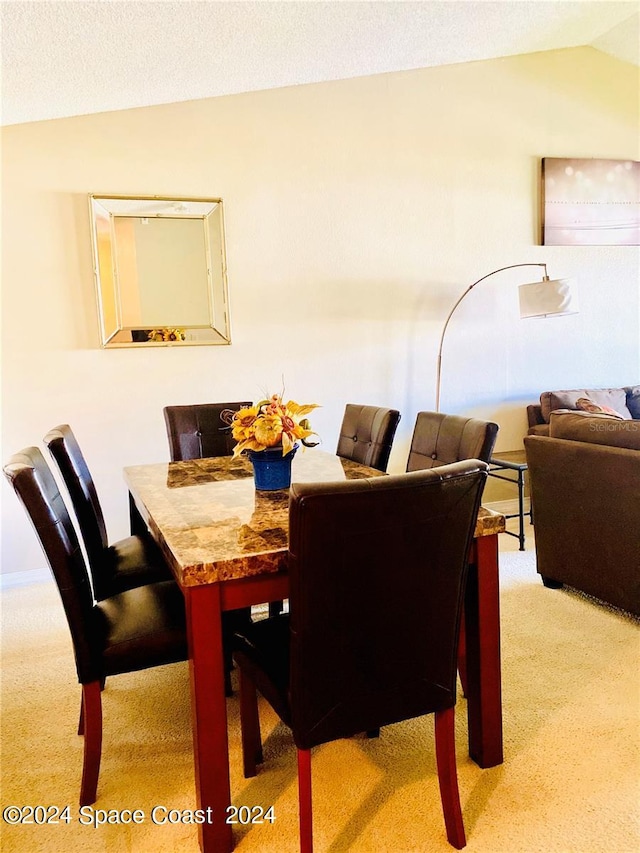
left=224, top=668, right=233, bottom=697
left=297, top=748, right=313, bottom=853
left=77, top=692, right=84, bottom=736
left=78, top=678, right=104, bottom=735
left=79, top=681, right=103, bottom=807
left=458, top=612, right=468, bottom=698
left=238, top=669, right=263, bottom=778
left=268, top=600, right=283, bottom=617
left=434, top=707, right=466, bottom=850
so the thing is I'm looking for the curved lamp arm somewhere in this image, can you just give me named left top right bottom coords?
left=435, top=263, right=549, bottom=413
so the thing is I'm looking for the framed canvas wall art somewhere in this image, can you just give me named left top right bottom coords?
left=542, top=157, right=639, bottom=246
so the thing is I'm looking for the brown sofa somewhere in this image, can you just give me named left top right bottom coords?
left=524, top=412, right=640, bottom=615
left=527, top=385, right=640, bottom=436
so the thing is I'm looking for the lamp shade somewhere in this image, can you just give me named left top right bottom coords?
left=518, top=278, right=578, bottom=319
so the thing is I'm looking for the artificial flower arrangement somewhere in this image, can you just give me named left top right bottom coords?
left=229, top=394, right=319, bottom=457
left=148, top=328, right=186, bottom=342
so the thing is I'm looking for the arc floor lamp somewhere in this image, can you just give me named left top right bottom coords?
left=435, top=263, right=578, bottom=412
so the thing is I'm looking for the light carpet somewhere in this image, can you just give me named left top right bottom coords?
left=1, top=550, right=639, bottom=853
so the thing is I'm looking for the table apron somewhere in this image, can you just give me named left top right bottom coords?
left=220, top=572, right=289, bottom=610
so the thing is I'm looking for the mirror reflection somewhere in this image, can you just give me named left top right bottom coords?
left=89, top=195, right=232, bottom=347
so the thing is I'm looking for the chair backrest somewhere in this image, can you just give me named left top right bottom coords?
left=287, top=460, right=488, bottom=751
left=336, top=404, right=401, bottom=472
left=3, top=447, right=99, bottom=684
left=43, top=425, right=108, bottom=572
left=406, top=411, right=498, bottom=472
left=44, top=424, right=109, bottom=572
left=163, top=402, right=252, bottom=461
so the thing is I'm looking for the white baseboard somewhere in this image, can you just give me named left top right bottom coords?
left=0, top=568, right=52, bottom=590
left=485, top=497, right=531, bottom=515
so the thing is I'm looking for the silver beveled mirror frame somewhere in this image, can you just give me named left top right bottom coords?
left=89, top=194, right=232, bottom=348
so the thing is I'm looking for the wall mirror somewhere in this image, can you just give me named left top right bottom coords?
left=89, top=194, right=232, bottom=347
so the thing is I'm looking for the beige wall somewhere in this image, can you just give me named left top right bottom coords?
left=2, top=47, right=639, bottom=575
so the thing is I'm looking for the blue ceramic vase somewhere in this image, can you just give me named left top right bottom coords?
left=246, top=445, right=298, bottom=491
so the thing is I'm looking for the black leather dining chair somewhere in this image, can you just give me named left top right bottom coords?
left=405, top=411, right=498, bottom=696
left=336, top=404, right=401, bottom=472
left=163, top=401, right=252, bottom=461
left=162, top=402, right=255, bottom=683
left=3, top=447, right=188, bottom=807
left=406, top=411, right=498, bottom=472
left=233, top=460, right=488, bottom=851
left=44, top=424, right=172, bottom=602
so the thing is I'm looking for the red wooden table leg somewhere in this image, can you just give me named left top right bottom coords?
left=185, top=584, right=234, bottom=853
left=464, top=534, right=503, bottom=768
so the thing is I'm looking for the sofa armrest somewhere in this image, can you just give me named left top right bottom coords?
left=526, top=404, right=544, bottom=429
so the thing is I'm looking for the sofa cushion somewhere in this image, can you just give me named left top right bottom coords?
left=549, top=412, right=640, bottom=450
left=541, top=388, right=632, bottom=422
left=624, top=385, right=640, bottom=419
left=527, top=407, right=589, bottom=436
left=575, top=396, right=625, bottom=419
left=527, top=423, right=550, bottom=436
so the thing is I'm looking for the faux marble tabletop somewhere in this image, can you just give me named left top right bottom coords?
left=124, top=451, right=505, bottom=586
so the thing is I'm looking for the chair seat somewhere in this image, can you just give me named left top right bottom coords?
left=101, top=534, right=173, bottom=598
left=98, top=580, right=188, bottom=679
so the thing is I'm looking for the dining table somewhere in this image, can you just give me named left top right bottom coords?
left=124, top=449, right=505, bottom=853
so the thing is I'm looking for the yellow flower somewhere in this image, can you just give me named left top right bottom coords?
left=231, top=405, right=260, bottom=442
left=148, top=328, right=185, bottom=342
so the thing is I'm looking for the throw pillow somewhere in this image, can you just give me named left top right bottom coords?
left=575, top=396, right=624, bottom=419
left=624, top=386, right=640, bottom=419
left=543, top=389, right=632, bottom=422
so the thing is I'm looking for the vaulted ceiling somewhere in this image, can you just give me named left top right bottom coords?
left=2, top=1, right=638, bottom=126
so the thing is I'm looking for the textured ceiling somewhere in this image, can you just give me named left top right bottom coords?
left=1, top=1, right=638, bottom=127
